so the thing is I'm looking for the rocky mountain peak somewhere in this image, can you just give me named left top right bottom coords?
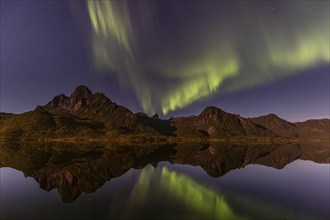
left=198, top=106, right=226, bottom=119
left=49, top=94, right=68, bottom=108
left=256, top=113, right=294, bottom=127
left=70, top=85, right=92, bottom=101
left=266, top=113, right=280, bottom=119
left=37, top=86, right=101, bottom=112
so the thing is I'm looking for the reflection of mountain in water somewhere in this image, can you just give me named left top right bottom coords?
left=0, top=142, right=329, bottom=202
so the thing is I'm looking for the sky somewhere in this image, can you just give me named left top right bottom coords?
left=0, top=0, right=329, bottom=122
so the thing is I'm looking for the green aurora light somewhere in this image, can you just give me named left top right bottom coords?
left=87, top=1, right=329, bottom=115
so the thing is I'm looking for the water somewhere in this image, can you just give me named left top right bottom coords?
left=0, top=142, right=329, bottom=220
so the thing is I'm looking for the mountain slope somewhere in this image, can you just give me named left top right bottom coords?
left=0, top=110, right=105, bottom=139
left=0, top=85, right=328, bottom=141
left=250, top=114, right=299, bottom=138
left=36, top=86, right=162, bottom=136
left=172, top=106, right=274, bottom=138
left=295, top=119, right=330, bottom=140
left=250, top=114, right=329, bottom=140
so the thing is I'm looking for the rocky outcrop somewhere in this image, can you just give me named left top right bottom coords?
left=37, top=85, right=111, bottom=112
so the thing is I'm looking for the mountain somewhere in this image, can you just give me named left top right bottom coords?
left=36, top=85, right=139, bottom=130
left=250, top=114, right=329, bottom=139
left=0, top=85, right=328, bottom=142
left=250, top=114, right=299, bottom=138
left=172, top=106, right=273, bottom=138
left=36, top=85, right=95, bottom=112
left=295, top=119, right=330, bottom=139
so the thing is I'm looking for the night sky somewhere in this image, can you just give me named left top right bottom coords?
left=1, top=1, right=329, bottom=122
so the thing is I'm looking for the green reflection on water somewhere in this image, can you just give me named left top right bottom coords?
left=127, top=164, right=241, bottom=219
left=126, top=164, right=312, bottom=220
left=160, top=166, right=241, bottom=220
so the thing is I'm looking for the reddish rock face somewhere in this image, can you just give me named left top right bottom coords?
left=40, top=85, right=92, bottom=112
left=70, top=85, right=92, bottom=101
left=38, top=85, right=113, bottom=112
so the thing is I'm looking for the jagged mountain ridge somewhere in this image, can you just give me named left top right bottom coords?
left=0, top=85, right=328, bottom=141
left=36, top=86, right=111, bottom=112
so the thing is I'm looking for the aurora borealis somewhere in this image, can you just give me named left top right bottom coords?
left=86, top=1, right=329, bottom=115
left=1, top=0, right=329, bottom=120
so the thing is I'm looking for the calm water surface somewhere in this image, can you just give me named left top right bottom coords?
left=0, top=142, right=329, bottom=220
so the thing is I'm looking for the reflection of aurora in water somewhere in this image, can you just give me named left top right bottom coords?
left=127, top=164, right=314, bottom=220
left=159, top=166, right=241, bottom=220
left=1, top=158, right=329, bottom=219
left=127, top=164, right=240, bottom=219
left=128, top=164, right=241, bottom=219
